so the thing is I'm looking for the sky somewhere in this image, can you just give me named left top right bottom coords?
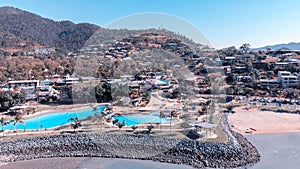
left=0, top=0, right=300, bottom=49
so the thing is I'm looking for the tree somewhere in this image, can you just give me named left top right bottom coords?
left=131, top=125, right=138, bottom=132
left=69, top=117, right=81, bottom=132
left=169, top=111, right=176, bottom=132
left=240, top=43, right=250, bottom=54
left=285, top=89, right=299, bottom=102
left=159, top=111, right=165, bottom=131
left=12, top=88, right=26, bottom=105
left=116, top=120, right=126, bottom=130
left=0, top=117, right=9, bottom=137
left=95, top=82, right=114, bottom=103
left=112, top=119, right=119, bottom=126
left=0, top=90, right=14, bottom=110
left=147, top=124, right=154, bottom=133
left=92, top=106, right=99, bottom=116
left=226, top=105, right=234, bottom=113
left=97, top=112, right=105, bottom=131
left=13, top=114, right=25, bottom=135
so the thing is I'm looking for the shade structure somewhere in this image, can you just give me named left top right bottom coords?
left=189, top=121, right=217, bottom=128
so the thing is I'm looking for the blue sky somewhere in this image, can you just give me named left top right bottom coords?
left=0, top=0, right=300, bottom=49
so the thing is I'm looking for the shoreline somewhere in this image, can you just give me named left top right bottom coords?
left=3, top=131, right=300, bottom=169
left=228, top=106, right=300, bottom=136
left=0, top=113, right=260, bottom=169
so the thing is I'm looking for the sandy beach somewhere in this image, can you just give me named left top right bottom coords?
left=228, top=106, right=300, bottom=135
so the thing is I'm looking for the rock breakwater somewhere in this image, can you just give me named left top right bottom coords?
left=0, top=114, right=260, bottom=168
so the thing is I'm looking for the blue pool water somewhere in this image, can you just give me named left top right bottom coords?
left=113, top=112, right=169, bottom=126
left=160, top=80, right=169, bottom=84
left=2, top=106, right=107, bottom=131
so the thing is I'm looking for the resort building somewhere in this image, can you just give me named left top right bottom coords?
left=259, top=79, right=279, bottom=88
left=224, top=56, right=236, bottom=63
left=236, top=76, right=252, bottom=83
left=7, top=80, right=40, bottom=89
left=277, top=71, right=298, bottom=88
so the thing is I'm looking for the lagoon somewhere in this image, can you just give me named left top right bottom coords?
left=113, top=112, right=169, bottom=126
left=2, top=106, right=106, bottom=130
left=2, top=106, right=170, bottom=130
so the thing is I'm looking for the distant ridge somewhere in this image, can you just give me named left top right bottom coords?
left=0, top=6, right=100, bottom=52
left=252, top=42, right=300, bottom=51
left=0, top=6, right=201, bottom=53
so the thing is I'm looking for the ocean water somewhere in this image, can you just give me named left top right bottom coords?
left=76, top=158, right=194, bottom=169
left=245, top=132, right=300, bottom=169
left=207, top=132, right=300, bottom=169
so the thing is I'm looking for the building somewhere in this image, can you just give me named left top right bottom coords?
left=259, top=79, right=279, bottom=88
left=277, top=71, right=298, bottom=88
left=275, top=62, right=289, bottom=69
left=224, top=56, right=236, bottom=63
left=236, top=76, right=252, bottom=83
left=8, top=80, right=40, bottom=89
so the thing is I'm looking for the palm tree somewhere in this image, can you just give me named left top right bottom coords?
left=14, top=114, right=25, bottom=135
left=98, top=112, right=105, bottom=131
left=147, top=124, right=154, bottom=133
left=83, top=87, right=91, bottom=104
left=116, top=120, right=125, bottom=130
left=159, top=111, right=164, bottom=131
left=69, top=117, right=81, bottom=132
left=112, top=119, right=119, bottom=126
left=0, top=117, right=8, bottom=137
left=240, top=43, right=250, bottom=54
left=169, top=111, right=176, bottom=132
left=131, top=125, right=138, bottom=132
left=92, top=106, right=99, bottom=116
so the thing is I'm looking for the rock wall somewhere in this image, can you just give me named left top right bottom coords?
left=0, top=114, right=260, bottom=169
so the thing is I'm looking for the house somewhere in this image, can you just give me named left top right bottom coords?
left=8, top=80, right=40, bottom=89
left=275, top=62, right=289, bottom=69
left=252, top=61, right=268, bottom=69
left=236, top=76, right=252, bottom=83
left=231, top=66, right=247, bottom=74
left=224, top=56, right=236, bottom=63
left=8, top=105, right=34, bottom=115
left=259, top=79, right=279, bottom=88
left=277, top=71, right=298, bottom=88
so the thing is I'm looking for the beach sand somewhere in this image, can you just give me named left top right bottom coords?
left=228, top=106, right=300, bottom=135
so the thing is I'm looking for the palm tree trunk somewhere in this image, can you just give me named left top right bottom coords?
left=15, top=125, right=18, bottom=136
left=169, top=116, right=172, bottom=132
left=160, top=117, right=162, bottom=132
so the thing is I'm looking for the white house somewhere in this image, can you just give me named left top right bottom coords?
left=259, top=79, right=279, bottom=87
left=277, top=71, right=298, bottom=88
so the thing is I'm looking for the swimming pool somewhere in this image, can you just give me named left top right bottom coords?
left=2, top=106, right=107, bottom=131
left=160, top=79, right=170, bottom=84
left=113, top=112, right=169, bottom=126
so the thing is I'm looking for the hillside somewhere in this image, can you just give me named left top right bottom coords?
left=252, top=42, right=300, bottom=51
left=0, top=6, right=100, bottom=52
left=0, top=6, right=201, bottom=53
left=0, top=6, right=207, bottom=82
